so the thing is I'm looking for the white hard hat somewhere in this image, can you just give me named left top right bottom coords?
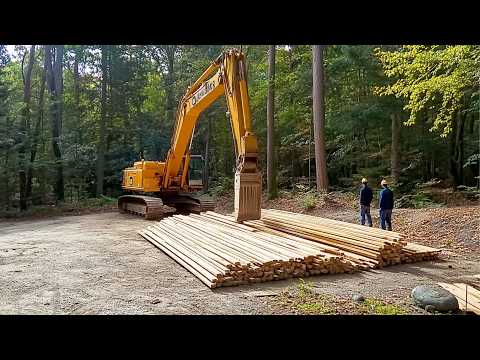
left=361, top=178, right=368, bottom=183
left=381, top=179, right=388, bottom=186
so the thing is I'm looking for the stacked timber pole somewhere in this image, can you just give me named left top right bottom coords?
left=138, top=209, right=440, bottom=289
left=140, top=213, right=357, bottom=289
left=255, top=209, right=406, bottom=268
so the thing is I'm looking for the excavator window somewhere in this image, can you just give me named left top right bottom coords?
left=188, top=155, right=204, bottom=187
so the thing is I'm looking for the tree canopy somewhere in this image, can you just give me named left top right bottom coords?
left=0, top=44, right=478, bottom=212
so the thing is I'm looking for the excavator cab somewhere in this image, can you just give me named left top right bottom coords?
left=187, top=155, right=204, bottom=187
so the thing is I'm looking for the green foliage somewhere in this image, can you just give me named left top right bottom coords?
left=359, top=298, right=407, bottom=315
left=375, top=45, right=480, bottom=137
left=464, top=153, right=480, bottom=168
left=395, top=190, right=443, bottom=209
left=297, top=278, right=315, bottom=298
left=276, top=279, right=337, bottom=315
left=209, top=176, right=234, bottom=197
left=299, top=191, right=317, bottom=210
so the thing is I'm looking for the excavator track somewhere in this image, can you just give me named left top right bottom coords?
left=118, top=194, right=215, bottom=219
left=162, top=193, right=216, bottom=214
left=118, top=195, right=168, bottom=220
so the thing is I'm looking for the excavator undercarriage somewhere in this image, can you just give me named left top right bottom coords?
left=118, top=193, right=215, bottom=220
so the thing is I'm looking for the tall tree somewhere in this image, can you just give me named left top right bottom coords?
left=0, top=46, right=11, bottom=208
left=19, top=45, right=36, bottom=210
left=204, top=117, right=211, bottom=191
left=73, top=46, right=82, bottom=142
left=45, top=45, right=65, bottom=202
left=148, top=45, right=178, bottom=149
left=267, top=45, right=278, bottom=199
left=26, top=47, right=47, bottom=200
left=312, top=45, right=329, bottom=192
left=96, top=45, right=108, bottom=196
left=391, top=113, right=400, bottom=184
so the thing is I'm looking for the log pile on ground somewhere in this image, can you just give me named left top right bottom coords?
left=139, top=212, right=357, bottom=289
left=138, top=209, right=441, bottom=289
left=401, top=242, right=441, bottom=263
left=250, top=209, right=406, bottom=269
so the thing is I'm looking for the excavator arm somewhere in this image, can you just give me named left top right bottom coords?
left=119, top=49, right=261, bottom=222
left=163, top=48, right=261, bottom=221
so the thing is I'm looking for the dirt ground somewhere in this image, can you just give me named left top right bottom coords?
left=1, top=199, right=479, bottom=314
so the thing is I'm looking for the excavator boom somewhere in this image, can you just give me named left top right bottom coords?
left=120, top=49, right=261, bottom=222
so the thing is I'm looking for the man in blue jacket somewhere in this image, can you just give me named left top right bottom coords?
left=359, top=178, right=373, bottom=227
left=379, top=179, right=394, bottom=231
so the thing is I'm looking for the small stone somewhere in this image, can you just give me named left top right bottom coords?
left=151, top=299, right=161, bottom=304
left=44, top=302, right=50, bottom=306
left=448, top=265, right=453, bottom=269
left=352, top=294, right=365, bottom=303
left=411, top=285, right=459, bottom=312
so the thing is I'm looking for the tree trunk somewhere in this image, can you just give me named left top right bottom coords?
left=312, top=45, right=329, bottom=192
left=267, top=45, right=278, bottom=200
left=19, top=45, right=36, bottom=210
left=96, top=45, right=108, bottom=196
left=204, top=117, right=211, bottom=191
left=54, top=46, right=64, bottom=132
left=54, top=46, right=64, bottom=201
left=455, top=111, right=466, bottom=185
left=448, top=114, right=458, bottom=185
left=391, top=113, right=400, bottom=184
left=469, top=113, right=475, bottom=134
left=46, top=45, right=65, bottom=202
left=165, top=46, right=176, bottom=128
left=73, top=46, right=81, bottom=143
left=4, top=114, right=11, bottom=209
left=26, top=49, right=46, bottom=201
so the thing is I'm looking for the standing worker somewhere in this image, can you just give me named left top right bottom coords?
left=359, top=178, right=373, bottom=227
left=378, top=179, right=394, bottom=231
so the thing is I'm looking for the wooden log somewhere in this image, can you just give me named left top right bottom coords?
left=140, top=230, right=217, bottom=288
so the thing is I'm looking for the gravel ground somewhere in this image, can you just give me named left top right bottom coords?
left=1, top=208, right=479, bottom=315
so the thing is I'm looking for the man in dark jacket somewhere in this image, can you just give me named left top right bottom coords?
left=359, top=178, right=373, bottom=226
left=379, top=179, right=394, bottom=231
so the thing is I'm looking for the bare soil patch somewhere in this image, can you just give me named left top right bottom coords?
left=1, top=193, right=478, bottom=314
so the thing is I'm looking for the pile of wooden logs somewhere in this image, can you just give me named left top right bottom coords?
left=400, top=243, right=441, bottom=263
left=139, top=212, right=357, bottom=289
left=138, top=209, right=441, bottom=289
left=250, top=209, right=406, bottom=268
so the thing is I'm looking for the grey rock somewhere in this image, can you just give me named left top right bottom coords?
left=352, top=294, right=365, bottom=303
left=425, top=305, right=436, bottom=313
left=411, top=285, right=459, bottom=312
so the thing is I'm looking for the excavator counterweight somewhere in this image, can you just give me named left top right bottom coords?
left=119, top=48, right=262, bottom=222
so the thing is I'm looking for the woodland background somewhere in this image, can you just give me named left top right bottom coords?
left=0, top=45, right=478, bottom=214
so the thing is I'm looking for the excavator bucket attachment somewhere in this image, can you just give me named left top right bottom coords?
left=234, top=172, right=262, bottom=222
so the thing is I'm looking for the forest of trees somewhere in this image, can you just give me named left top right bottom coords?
left=0, top=45, right=478, bottom=212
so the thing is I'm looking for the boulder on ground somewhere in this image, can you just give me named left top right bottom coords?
left=352, top=294, right=365, bottom=303
left=411, top=285, right=459, bottom=313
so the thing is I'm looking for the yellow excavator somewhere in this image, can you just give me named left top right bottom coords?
left=118, top=48, right=262, bottom=222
